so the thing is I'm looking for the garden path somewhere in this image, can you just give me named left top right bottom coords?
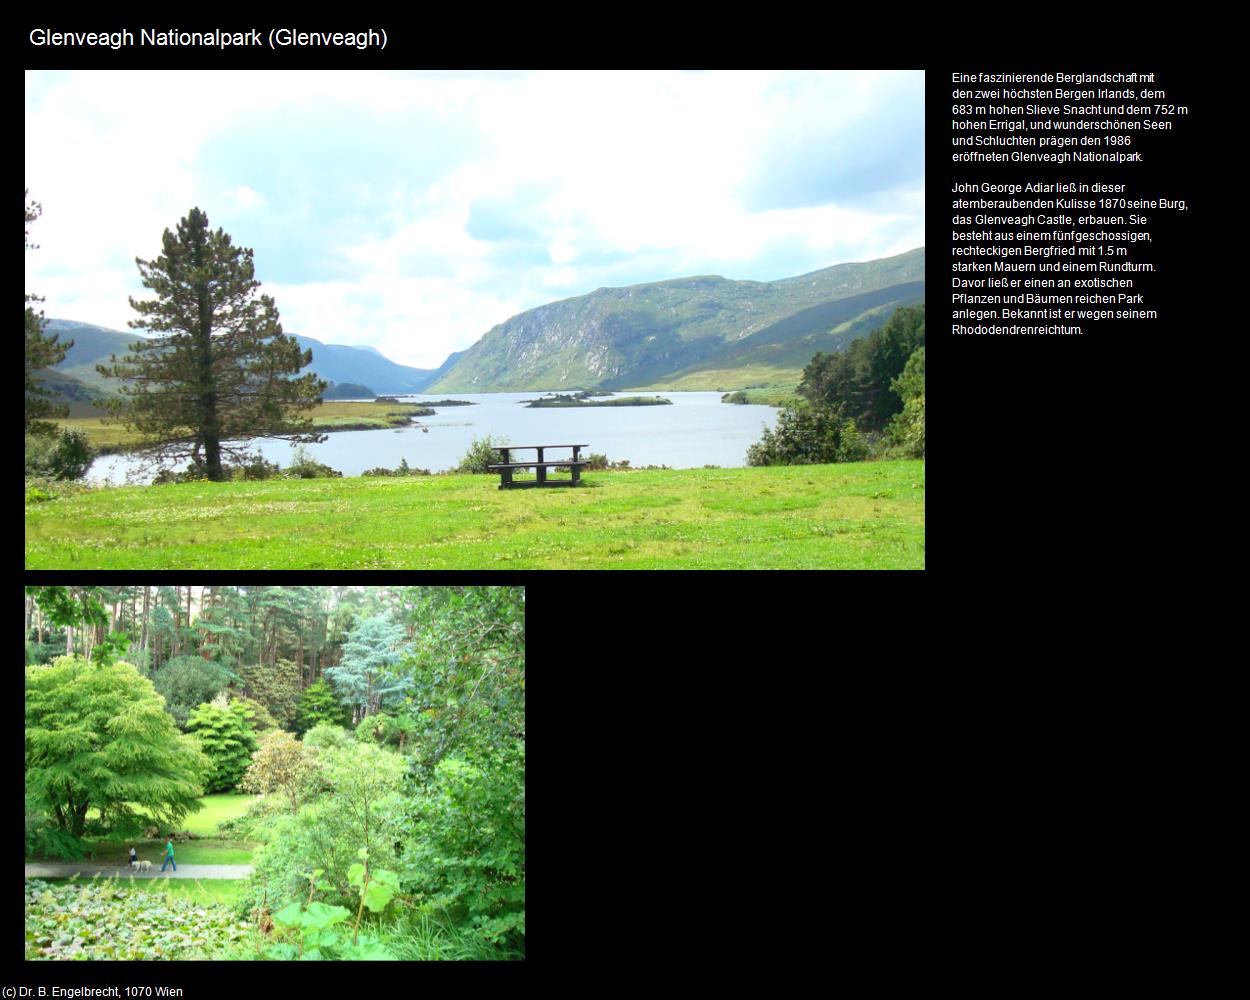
left=25, top=863, right=251, bottom=879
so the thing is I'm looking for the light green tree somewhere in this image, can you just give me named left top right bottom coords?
left=25, top=656, right=209, bottom=838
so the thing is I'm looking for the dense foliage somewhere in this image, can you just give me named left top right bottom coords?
left=25, top=657, right=209, bottom=842
left=456, top=435, right=508, bottom=473
left=747, top=305, right=926, bottom=467
left=296, top=679, right=350, bottom=734
left=798, top=304, right=926, bottom=431
left=24, top=586, right=525, bottom=959
left=240, top=730, right=320, bottom=813
left=154, top=655, right=237, bottom=728
left=325, top=616, right=411, bottom=721
left=746, top=402, right=868, bottom=466
left=25, top=879, right=252, bottom=960
left=186, top=700, right=258, bottom=793
left=25, top=428, right=94, bottom=480
left=887, top=346, right=925, bottom=458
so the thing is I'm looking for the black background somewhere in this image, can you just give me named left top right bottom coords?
left=21, top=13, right=1213, bottom=984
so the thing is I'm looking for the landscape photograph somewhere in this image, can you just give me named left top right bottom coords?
left=24, top=584, right=525, bottom=961
left=24, top=70, right=925, bottom=569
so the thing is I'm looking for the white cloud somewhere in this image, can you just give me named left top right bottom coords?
left=25, top=70, right=924, bottom=365
left=220, top=185, right=266, bottom=212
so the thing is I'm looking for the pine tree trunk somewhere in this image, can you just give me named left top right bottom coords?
left=193, top=266, right=225, bottom=482
left=140, top=586, right=149, bottom=656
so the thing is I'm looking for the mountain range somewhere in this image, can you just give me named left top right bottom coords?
left=37, top=246, right=923, bottom=400
left=428, top=247, right=925, bottom=391
left=40, top=321, right=457, bottom=398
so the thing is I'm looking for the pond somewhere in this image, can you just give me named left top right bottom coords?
left=86, top=391, right=781, bottom=484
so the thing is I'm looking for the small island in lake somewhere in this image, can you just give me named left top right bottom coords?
left=419, top=398, right=477, bottom=406
left=523, top=392, right=673, bottom=408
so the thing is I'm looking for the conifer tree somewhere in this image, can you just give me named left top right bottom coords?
left=295, top=678, right=349, bottom=734
left=25, top=191, right=72, bottom=435
left=98, top=207, right=326, bottom=481
left=186, top=700, right=258, bottom=792
left=25, top=656, right=210, bottom=838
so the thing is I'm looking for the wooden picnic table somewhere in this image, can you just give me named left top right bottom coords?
left=488, top=444, right=590, bottom=489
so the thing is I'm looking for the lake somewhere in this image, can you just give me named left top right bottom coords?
left=86, top=391, right=781, bottom=484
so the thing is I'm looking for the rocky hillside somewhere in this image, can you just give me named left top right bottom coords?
left=429, top=247, right=925, bottom=391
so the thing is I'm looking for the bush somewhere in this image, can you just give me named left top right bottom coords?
left=746, top=402, right=869, bottom=466
left=243, top=743, right=407, bottom=916
left=233, top=455, right=283, bottom=480
left=397, top=741, right=524, bottom=953
left=456, top=435, right=508, bottom=474
left=25, top=429, right=94, bottom=480
left=303, top=722, right=355, bottom=750
left=362, top=459, right=432, bottom=477
left=284, top=445, right=342, bottom=479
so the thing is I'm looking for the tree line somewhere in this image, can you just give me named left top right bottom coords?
left=747, top=304, right=926, bottom=465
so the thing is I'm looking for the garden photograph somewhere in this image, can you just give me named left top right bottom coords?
left=23, top=585, right=525, bottom=961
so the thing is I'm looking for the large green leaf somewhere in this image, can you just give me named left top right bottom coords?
left=271, top=901, right=303, bottom=928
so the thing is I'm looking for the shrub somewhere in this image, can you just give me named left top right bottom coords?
left=746, top=402, right=869, bottom=466
left=24, top=429, right=94, bottom=480
left=303, top=722, right=355, bottom=750
left=241, top=730, right=321, bottom=813
left=397, top=740, right=525, bottom=953
left=456, top=435, right=508, bottom=474
left=284, top=445, right=342, bottom=479
left=233, top=455, right=283, bottom=480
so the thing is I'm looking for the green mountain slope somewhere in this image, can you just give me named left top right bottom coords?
left=44, top=320, right=147, bottom=391
left=429, top=248, right=925, bottom=392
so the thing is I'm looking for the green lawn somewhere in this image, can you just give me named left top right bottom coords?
left=25, top=461, right=925, bottom=569
left=44, top=877, right=249, bottom=906
left=181, top=794, right=254, bottom=837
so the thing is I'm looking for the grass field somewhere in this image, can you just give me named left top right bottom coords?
left=25, top=461, right=924, bottom=569
left=181, top=794, right=254, bottom=836
left=44, top=877, right=249, bottom=903
left=55, top=400, right=429, bottom=453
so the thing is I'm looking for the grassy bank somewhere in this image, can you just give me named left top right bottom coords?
left=26, top=461, right=924, bottom=569
left=56, top=401, right=430, bottom=454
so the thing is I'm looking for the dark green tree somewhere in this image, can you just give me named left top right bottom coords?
left=799, top=304, right=926, bottom=431
left=98, top=207, right=326, bottom=481
left=25, top=192, right=72, bottom=435
left=153, top=655, right=237, bottom=729
left=186, top=699, right=258, bottom=792
left=296, top=678, right=349, bottom=735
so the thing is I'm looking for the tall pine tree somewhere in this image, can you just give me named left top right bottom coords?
left=98, top=207, right=325, bottom=481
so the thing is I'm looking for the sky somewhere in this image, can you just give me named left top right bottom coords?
left=25, top=70, right=924, bottom=369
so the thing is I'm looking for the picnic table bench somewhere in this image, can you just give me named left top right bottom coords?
left=488, top=444, right=590, bottom=489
